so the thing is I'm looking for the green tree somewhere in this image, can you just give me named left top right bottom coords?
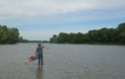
left=88, top=30, right=100, bottom=43
left=9, top=28, right=19, bottom=44
left=1, top=25, right=8, bottom=43
left=97, top=28, right=109, bottom=42
left=57, top=32, right=69, bottom=43
left=0, top=25, right=20, bottom=44
left=50, top=35, right=58, bottom=43
left=0, top=25, right=3, bottom=43
left=117, top=23, right=125, bottom=43
left=108, top=28, right=118, bottom=42
left=75, top=32, right=84, bottom=43
left=68, top=33, right=76, bottom=43
left=49, top=22, right=125, bottom=44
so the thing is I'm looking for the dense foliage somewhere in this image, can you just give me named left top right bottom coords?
left=50, top=22, right=125, bottom=44
left=0, top=25, right=20, bottom=44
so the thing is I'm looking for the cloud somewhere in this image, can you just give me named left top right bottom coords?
left=0, top=0, right=125, bottom=19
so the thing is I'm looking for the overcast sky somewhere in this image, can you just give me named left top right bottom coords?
left=0, top=0, right=125, bottom=40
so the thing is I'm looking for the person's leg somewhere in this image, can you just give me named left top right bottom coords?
left=41, top=55, right=43, bottom=65
left=38, top=56, right=40, bottom=65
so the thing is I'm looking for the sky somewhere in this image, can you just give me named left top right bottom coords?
left=0, top=0, right=125, bottom=41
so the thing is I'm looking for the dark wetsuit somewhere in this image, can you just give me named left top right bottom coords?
left=36, top=46, right=44, bottom=65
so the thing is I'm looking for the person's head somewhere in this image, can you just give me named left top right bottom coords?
left=38, top=43, right=41, bottom=47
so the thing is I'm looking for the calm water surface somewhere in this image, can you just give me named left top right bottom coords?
left=0, top=43, right=125, bottom=79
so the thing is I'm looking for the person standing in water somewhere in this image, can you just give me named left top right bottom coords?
left=36, top=43, right=44, bottom=65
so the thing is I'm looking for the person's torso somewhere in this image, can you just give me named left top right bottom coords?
left=37, top=47, right=43, bottom=55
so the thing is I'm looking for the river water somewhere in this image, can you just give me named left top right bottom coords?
left=0, top=43, right=125, bottom=79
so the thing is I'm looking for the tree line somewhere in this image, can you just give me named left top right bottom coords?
left=50, top=22, right=125, bottom=44
left=0, top=25, right=21, bottom=44
left=21, top=39, right=49, bottom=43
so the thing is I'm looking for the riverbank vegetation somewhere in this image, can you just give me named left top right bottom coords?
left=1, top=22, right=125, bottom=44
left=0, top=25, right=21, bottom=44
left=0, top=25, right=48, bottom=44
left=21, top=39, right=49, bottom=43
left=50, top=22, right=125, bottom=44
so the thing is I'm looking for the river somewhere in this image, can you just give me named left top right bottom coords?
left=0, top=43, right=125, bottom=79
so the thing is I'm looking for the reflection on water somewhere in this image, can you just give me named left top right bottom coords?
left=36, top=66, right=43, bottom=79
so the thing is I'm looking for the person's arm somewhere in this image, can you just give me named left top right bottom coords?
left=42, top=45, right=45, bottom=48
left=42, top=45, right=49, bottom=49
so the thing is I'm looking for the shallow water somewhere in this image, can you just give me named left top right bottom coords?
left=0, top=43, right=125, bottom=79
